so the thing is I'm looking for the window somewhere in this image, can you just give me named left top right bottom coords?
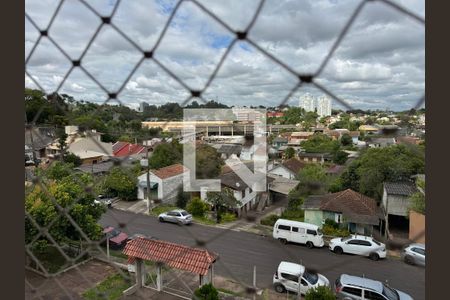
left=278, top=225, right=291, bottom=231
left=382, top=285, right=399, bottom=300
left=280, top=273, right=298, bottom=283
left=303, top=271, right=319, bottom=285
left=342, top=287, right=362, bottom=296
left=299, top=228, right=306, bottom=234
left=347, top=239, right=360, bottom=245
left=306, top=229, right=317, bottom=236
left=300, top=278, right=308, bottom=286
left=359, top=240, right=372, bottom=246
left=180, top=211, right=189, bottom=216
left=365, top=290, right=386, bottom=300
left=372, top=239, right=381, bottom=246
left=292, top=227, right=299, bottom=232
left=413, top=247, right=425, bottom=255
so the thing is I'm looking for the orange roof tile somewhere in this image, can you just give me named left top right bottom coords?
left=123, top=238, right=218, bottom=275
left=151, top=164, right=188, bottom=179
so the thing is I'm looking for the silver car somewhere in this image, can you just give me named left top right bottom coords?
left=334, top=274, right=413, bottom=300
left=158, top=209, right=193, bottom=225
left=401, top=243, right=425, bottom=266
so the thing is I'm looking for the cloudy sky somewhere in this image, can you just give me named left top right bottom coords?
left=25, top=0, right=425, bottom=111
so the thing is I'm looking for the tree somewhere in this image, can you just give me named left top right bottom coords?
left=409, top=179, right=425, bottom=214
left=206, top=188, right=241, bottom=223
left=103, top=167, right=137, bottom=200
left=301, top=134, right=340, bottom=153
left=148, top=141, right=183, bottom=169
left=332, top=150, right=349, bottom=165
left=63, top=153, right=82, bottom=167
left=305, top=285, right=336, bottom=300
left=193, top=283, right=219, bottom=300
left=176, top=187, right=191, bottom=209
left=340, top=133, right=353, bottom=146
left=186, top=197, right=209, bottom=218
left=45, top=161, right=74, bottom=180
left=195, top=144, right=224, bottom=179
left=296, top=164, right=329, bottom=196
left=284, top=147, right=295, bottom=159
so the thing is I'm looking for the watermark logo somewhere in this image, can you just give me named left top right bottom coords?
left=182, top=108, right=267, bottom=193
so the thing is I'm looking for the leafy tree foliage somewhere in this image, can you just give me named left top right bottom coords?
left=305, top=285, right=336, bottom=300
left=301, top=134, right=340, bottom=153
left=102, top=167, right=137, bottom=201
left=176, top=187, right=191, bottom=209
left=195, top=144, right=224, bottom=179
left=409, top=179, right=425, bottom=214
left=186, top=197, right=209, bottom=218
left=284, top=147, right=295, bottom=159
left=332, top=150, right=349, bottom=165
left=294, top=164, right=330, bottom=197
left=45, top=161, right=75, bottom=180
left=207, top=188, right=241, bottom=223
left=149, top=141, right=183, bottom=169
left=63, top=153, right=82, bottom=167
left=340, top=133, right=353, bottom=146
left=193, top=283, right=219, bottom=300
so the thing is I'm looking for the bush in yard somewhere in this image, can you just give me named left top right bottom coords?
left=260, top=214, right=280, bottom=226
left=220, top=212, right=237, bottom=223
left=193, top=283, right=219, bottom=300
left=322, top=224, right=350, bottom=237
left=176, top=187, right=190, bottom=209
left=103, top=167, right=137, bottom=200
left=305, top=285, right=336, bottom=300
left=187, top=197, right=209, bottom=218
left=280, top=209, right=304, bottom=221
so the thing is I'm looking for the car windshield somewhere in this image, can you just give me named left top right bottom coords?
left=317, top=228, right=323, bottom=236
left=303, top=271, right=319, bottom=285
left=382, top=285, right=399, bottom=300
left=180, top=211, right=190, bottom=216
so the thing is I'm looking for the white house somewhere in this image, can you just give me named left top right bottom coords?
left=137, top=164, right=189, bottom=203
left=268, top=158, right=306, bottom=180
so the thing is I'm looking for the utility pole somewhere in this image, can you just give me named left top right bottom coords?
left=146, top=142, right=151, bottom=213
left=106, top=232, right=110, bottom=260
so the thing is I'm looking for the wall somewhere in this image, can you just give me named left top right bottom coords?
left=304, top=210, right=323, bottom=227
left=409, top=210, right=425, bottom=244
left=81, top=156, right=103, bottom=166
left=268, top=166, right=293, bottom=180
left=385, top=194, right=411, bottom=217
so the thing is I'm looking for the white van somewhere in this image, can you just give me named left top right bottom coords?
left=273, top=219, right=324, bottom=248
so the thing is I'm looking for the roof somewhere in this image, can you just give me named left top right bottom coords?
left=25, top=127, right=55, bottom=150
left=113, top=142, right=146, bottom=157
left=278, top=262, right=305, bottom=276
left=75, top=161, right=115, bottom=174
left=302, top=189, right=383, bottom=225
left=123, top=237, right=218, bottom=275
left=384, top=181, right=419, bottom=197
left=71, top=150, right=108, bottom=159
left=298, top=152, right=330, bottom=158
left=358, top=125, right=379, bottom=131
left=268, top=175, right=299, bottom=195
left=220, top=165, right=274, bottom=191
left=273, top=137, right=288, bottom=143
left=290, top=132, right=314, bottom=138
left=340, top=274, right=383, bottom=293
left=282, top=158, right=306, bottom=174
left=151, top=164, right=188, bottom=180
left=368, top=137, right=396, bottom=145
left=326, top=164, right=346, bottom=175
left=349, top=131, right=360, bottom=137
left=217, top=144, right=242, bottom=155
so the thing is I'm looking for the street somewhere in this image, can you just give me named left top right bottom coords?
left=100, top=209, right=425, bottom=300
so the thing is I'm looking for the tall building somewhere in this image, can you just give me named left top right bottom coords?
left=317, top=96, right=332, bottom=117
left=299, top=93, right=315, bottom=112
left=139, top=102, right=149, bottom=112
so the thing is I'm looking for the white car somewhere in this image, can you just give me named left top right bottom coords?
left=329, top=235, right=386, bottom=261
left=158, top=209, right=193, bottom=225
left=273, top=261, right=330, bottom=295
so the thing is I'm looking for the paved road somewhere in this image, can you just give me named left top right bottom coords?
left=100, top=209, right=425, bottom=300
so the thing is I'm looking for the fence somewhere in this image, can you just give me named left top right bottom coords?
left=25, top=0, right=425, bottom=299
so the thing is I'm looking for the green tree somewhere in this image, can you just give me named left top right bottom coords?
left=409, top=179, right=425, bottom=214
left=103, top=167, right=137, bottom=200
left=207, top=188, right=241, bottom=223
left=45, top=161, right=74, bottom=180
left=148, top=141, right=183, bottom=169
left=301, top=134, right=340, bottom=153
left=186, top=197, right=209, bottom=218
left=333, top=150, right=349, bottom=165
left=176, top=187, right=191, bottom=209
left=296, top=164, right=329, bottom=196
left=193, top=283, right=219, bottom=300
left=305, top=285, right=336, bottom=300
left=63, top=153, right=82, bottom=167
left=195, top=144, right=224, bottom=179
left=284, top=147, right=295, bottom=159
left=340, top=133, right=353, bottom=146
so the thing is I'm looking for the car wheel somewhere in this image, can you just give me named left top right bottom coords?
left=279, top=238, right=288, bottom=245
left=369, top=252, right=380, bottom=261
left=159, top=217, right=164, bottom=222
left=404, top=255, right=415, bottom=265
left=334, top=246, right=343, bottom=255
left=306, top=241, right=314, bottom=249
left=274, top=284, right=286, bottom=293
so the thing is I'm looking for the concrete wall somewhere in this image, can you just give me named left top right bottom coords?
left=268, top=166, right=294, bottom=179
left=161, top=173, right=185, bottom=202
left=409, top=211, right=425, bottom=244
left=304, top=210, right=323, bottom=227
left=383, top=191, right=411, bottom=217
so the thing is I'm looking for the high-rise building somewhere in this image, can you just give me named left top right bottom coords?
left=139, top=102, right=149, bottom=112
left=299, top=93, right=315, bottom=112
left=317, top=96, right=332, bottom=117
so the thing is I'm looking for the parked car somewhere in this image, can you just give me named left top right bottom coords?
left=334, top=274, right=413, bottom=300
left=273, top=219, right=324, bottom=248
left=329, top=235, right=386, bottom=261
left=94, top=195, right=115, bottom=208
left=273, top=261, right=329, bottom=295
left=401, top=243, right=425, bottom=266
left=158, top=209, right=193, bottom=225
left=102, top=226, right=128, bottom=249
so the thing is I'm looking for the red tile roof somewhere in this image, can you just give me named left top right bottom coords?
left=151, top=163, right=188, bottom=179
left=123, top=238, right=218, bottom=275
left=113, top=142, right=146, bottom=157
left=282, top=158, right=306, bottom=174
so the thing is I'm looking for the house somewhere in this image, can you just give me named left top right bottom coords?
left=302, top=189, right=384, bottom=235
left=395, top=136, right=421, bottom=145
left=67, top=131, right=113, bottom=165
left=239, top=144, right=268, bottom=162
left=25, top=127, right=56, bottom=159
left=325, top=164, right=346, bottom=176
left=272, top=136, right=288, bottom=149
left=267, top=174, right=299, bottom=205
left=367, top=137, right=396, bottom=148
left=215, top=144, right=242, bottom=160
left=268, top=158, right=306, bottom=180
left=137, top=164, right=189, bottom=203
left=349, top=131, right=360, bottom=144
left=267, top=111, right=284, bottom=118
left=113, top=142, right=147, bottom=159
left=297, top=152, right=331, bottom=164
left=382, top=181, right=419, bottom=238
left=74, top=160, right=115, bottom=175
left=288, top=132, right=314, bottom=145
left=358, top=125, right=379, bottom=134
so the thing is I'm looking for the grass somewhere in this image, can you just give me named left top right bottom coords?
left=216, top=287, right=244, bottom=297
left=82, top=273, right=133, bottom=300
left=193, top=216, right=217, bottom=225
left=150, top=205, right=179, bottom=216
left=32, top=245, right=89, bottom=274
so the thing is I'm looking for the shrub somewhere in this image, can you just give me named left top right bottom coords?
left=305, top=285, right=336, bottom=300
left=193, top=283, right=219, bottom=300
left=260, top=214, right=280, bottom=226
left=324, top=218, right=339, bottom=229
left=176, top=187, right=190, bottom=209
left=187, top=197, right=209, bottom=218
left=281, top=209, right=304, bottom=221
left=220, top=212, right=237, bottom=223
left=322, top=224, right=350, bottom=237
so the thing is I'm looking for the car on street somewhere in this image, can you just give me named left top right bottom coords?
left=94, top=195, right=115, bottom=208
left=329, top=235, right=386, bottom=261
left=273, top=219, right=325, bottom=248
left=273, top=261, right=330, bottom=295
left=102, top=226, right=128, bottom=249
left=334, top=274, right=413, bottom=299
left=158, top=209, right=193, bottom=225
left=401, top=243, right=425, bottom=266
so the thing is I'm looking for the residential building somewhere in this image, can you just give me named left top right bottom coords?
left=302, top=189, right=384, bottom=235
left=317, top=96, right=332, bottom=117
left=268, top=158, right=306, bottom=180
left=298, top=152, right=331, bottom=164
left=299, top=93, right=315, bottom=112
left=137, top=164, right=189, bottom=203
left=113, top=142, right=147, bottom=160
left=367, top=137, right=396, bottom=148
left=288, top=132, right=314, bottom=145
left=139, top=102, right=149, bottom=112
left=272, top=136, right=288, bottom=149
